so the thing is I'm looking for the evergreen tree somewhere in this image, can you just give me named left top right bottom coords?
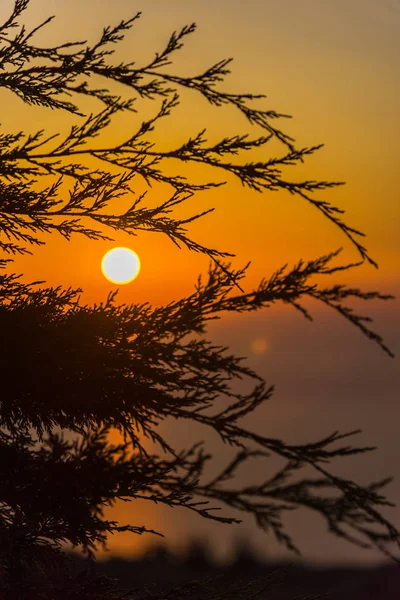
left=0, top=1, right=398, bottom=597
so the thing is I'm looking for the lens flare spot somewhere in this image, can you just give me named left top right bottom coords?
left=250, top=337, right=270, bottom=354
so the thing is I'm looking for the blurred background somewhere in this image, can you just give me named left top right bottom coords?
left=0, top=0, right=399, bottom=572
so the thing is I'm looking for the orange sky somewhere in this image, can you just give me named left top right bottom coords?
left=2, top=0, right=399, bottom=304
left=1, top=0, right=399, bottom=565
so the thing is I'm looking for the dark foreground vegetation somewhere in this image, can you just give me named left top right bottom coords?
left=66, top=540, right=400, bottom=599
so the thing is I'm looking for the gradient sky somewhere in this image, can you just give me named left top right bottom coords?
left=1, top=0, right=399, bottom=566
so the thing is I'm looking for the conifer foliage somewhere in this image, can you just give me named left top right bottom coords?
left=0, top=1, right=398, bottom=597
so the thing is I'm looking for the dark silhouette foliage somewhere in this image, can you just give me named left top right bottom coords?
left=0, top=1, right=398, bottom=597
left=64, top=540, right=400, bottom=600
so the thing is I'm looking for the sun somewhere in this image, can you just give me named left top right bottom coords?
left=101, top=247, right=141, bottom=284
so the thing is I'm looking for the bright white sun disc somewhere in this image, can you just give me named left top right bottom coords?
left=101, top=247, right=141, bottom=284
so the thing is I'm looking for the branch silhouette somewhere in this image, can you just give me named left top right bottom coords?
left=0, top=1, right=397, bottom=598
left=0, top=1, right=375, bottom=267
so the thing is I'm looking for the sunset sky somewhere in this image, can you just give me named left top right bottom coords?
left=1, top=0, right=399, bottom=566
